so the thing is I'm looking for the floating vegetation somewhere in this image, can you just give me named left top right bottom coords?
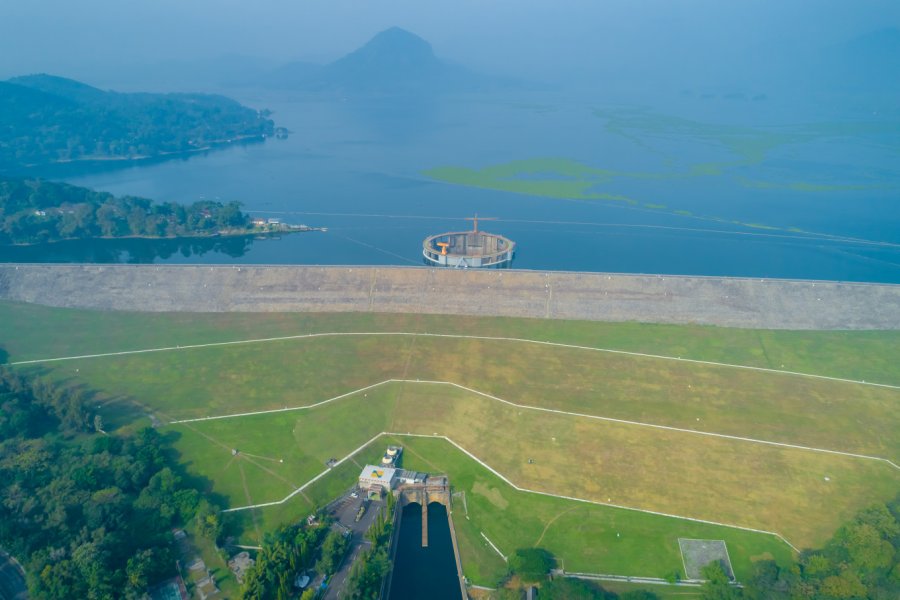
left=423, top=107, right=900, bottom=244
left=739, top=178, right=885, bottom=193
left=424, top=159, right=626, bottom=201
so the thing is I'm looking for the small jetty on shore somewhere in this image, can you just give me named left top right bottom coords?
left=250, top=217, right=328, bottom=234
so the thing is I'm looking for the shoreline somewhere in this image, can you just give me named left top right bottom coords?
left=9, top=133, right=269, bottom=171
left=1, top=226, right=324, bottom=248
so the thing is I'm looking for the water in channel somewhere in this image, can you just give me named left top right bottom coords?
left=388, top=503, right=462, bottom=600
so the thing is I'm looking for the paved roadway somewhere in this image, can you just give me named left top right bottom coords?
left=323, top=492, right=384, bottom=600
left=0, top=551, right=27, bottom=600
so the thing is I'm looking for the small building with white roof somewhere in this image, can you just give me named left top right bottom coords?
left=358, top=465, right=397, bottom=493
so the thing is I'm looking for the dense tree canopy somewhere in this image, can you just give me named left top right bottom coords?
left=0, top=74, right=274, bottom=170
left=700, top=562, right=741, bottom=600
left=0, top=177, right=251, bottom=244
left=744, top=498, right=900, bottom=600
left=239, top=519, right=332, bottom=600
left=0, top=366, right=209, bottom=599
left=497, top=497, right=900, bottom=599
left=508, top=547, right=555, bottom=584
left=539, top=576, right=618, bottom=599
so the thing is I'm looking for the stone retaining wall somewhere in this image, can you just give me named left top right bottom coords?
left=1, top=264, right=898, bottom=330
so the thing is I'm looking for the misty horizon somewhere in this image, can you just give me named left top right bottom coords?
left=2, top=1, right=899, bottom=97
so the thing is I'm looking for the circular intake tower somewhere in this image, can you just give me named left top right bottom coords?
left=423, top=217, right=515, bottom=268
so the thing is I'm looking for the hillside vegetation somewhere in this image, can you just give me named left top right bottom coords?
left=3, top=305, right=898, bottom=591
left=0, top=177, right=251, bottom=244
left=0, top=74, right=273, bottom=170
left=0, top=366, right=217, bottom=599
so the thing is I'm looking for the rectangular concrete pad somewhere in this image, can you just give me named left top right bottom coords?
left=678, top=538, right=734, bottom=581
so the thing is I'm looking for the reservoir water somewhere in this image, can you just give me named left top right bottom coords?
left=388, top=503, right=461, bottom=600
left=7, top=89, right=900, bottom=283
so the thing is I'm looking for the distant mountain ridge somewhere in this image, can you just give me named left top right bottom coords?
left=8, top=74, right=109, bottom=103
left=0, top=74, right=274, bottom=171
left=266, top=27, right=500, bottom=94
left=326, top=27, right=444, bottom=85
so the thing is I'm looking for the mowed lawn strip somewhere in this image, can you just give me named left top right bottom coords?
left=165, top=382, right=898, bottom=549
left=51, top=334, right=900, bottom=461
left=226, top=432, right=793, bottom=587
left=56, top=335, right=409, bottom=421
left=166, top=386, right=395, bottom=507
left=3, top=300, right=900, bottom=386
left=382, top=435, right=794, bottom=585
left=404, top=337, right=900, bottom=461
left=390, top=384, right=899, bottom=548
left=169, top=424, right=297, bottom=507
left=221, top=442, right=387, bottom=543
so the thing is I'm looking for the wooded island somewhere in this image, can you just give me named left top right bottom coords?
left=0, top=177, right=254, bottom=245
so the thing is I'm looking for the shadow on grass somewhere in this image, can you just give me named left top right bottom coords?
left=161, top=428, right=231, bottom=511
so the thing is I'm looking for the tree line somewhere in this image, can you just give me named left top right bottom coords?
left=0, top=365, right=218, bottom=599
left=344, top=492, right=397, bottom=599
left=0, top=74, right=274, bottom=170
left=239, top=517, right=347, bottom=600
left=0, top=177, right=251, bottom=244
left=742, top=499, right=900, bottom=600
left=492, top=499, right=900, bottom=599
left=240, top=492, right=397, bottom=600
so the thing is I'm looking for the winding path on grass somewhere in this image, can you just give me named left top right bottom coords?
left=170, top=379, right=900, bottom=472
left=172, top=377, right=898, bottom=554
left=13, top=331, right=898, bottom=554
left=10, top=330, right=900, bottom=391
left=218, top=428, right=803, bottom=554
left=178, top=375, right=900, bottom=550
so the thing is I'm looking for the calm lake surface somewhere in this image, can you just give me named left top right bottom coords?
left=7, top=89, right=899, bottom=282
left=388, top=502, right=461, bottom=600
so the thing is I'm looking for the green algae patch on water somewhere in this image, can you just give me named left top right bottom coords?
left=423, top=158, right=628, bottom=200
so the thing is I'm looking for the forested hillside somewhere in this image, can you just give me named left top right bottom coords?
left=0, top=365, right=219, bottom=598
left=0, top=74, right=274, bottom=170
left=0, top=177, right=251, bottom=244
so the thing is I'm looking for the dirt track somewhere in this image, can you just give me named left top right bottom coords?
left=1, top=264, right=898, bottom=329
left=0, top=551, right=26, bottom=600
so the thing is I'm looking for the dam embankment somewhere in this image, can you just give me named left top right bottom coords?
left=1, top=264, right=898, bottom=330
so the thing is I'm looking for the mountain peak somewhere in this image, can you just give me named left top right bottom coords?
left=269, top=27, right=493, bottom=94
left=364, top=27, right=434, bottom=54
left=329, top=27, right=440, bottom=78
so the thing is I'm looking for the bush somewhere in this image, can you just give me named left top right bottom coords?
left=508, top=547, right=554, bottom=584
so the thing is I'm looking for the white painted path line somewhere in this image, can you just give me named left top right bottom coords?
left=171, top=381, right=391, bottom=424
left=566, top=573, right=704, bottom=588
left=222, top=430, right=802, bottom=553
left=169, top=378, right=900, bottom=471
left=221, top=432, right=383, bottom=513
left=441, top=380, right=900, bottom=471
left=10, top=331, right=900, bottom=391
left=480, top=531, right=507, bottom=561
left=409, top=433, right=803, bottom=553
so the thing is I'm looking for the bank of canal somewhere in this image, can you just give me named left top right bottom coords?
left=387, top=503, right=463, bottom=600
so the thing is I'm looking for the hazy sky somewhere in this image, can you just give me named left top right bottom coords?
left=1, top=0, right=898, bottom=83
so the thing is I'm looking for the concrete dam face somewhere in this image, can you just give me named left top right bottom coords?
left=1, top=264, right=899, bottom=330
